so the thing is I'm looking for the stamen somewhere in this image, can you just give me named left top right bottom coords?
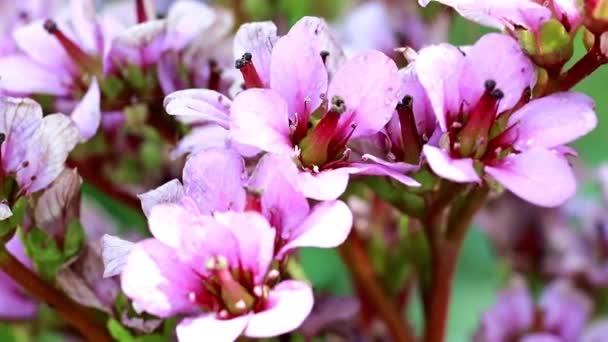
left=320, top=50, right=330, bottom=65
left=188, top=292, right=197, bottom=302
left=235, top=53, right=264, bottom=89
left=235, top=300, right=247, bottom=310
left=396, top=95, right=422, bottom=164
left=484, top=79, right=496, bottom=92
left=267, top=269, right=280, bottom=279
left=330, top=96, right=347, bottom=114
left=136, top=0, right=149, bottom=23
left=208, top=59, right=222, bottom=91
left=0, top=133, right=5, bottom=145
left=43, top=20, right=99, bottom=74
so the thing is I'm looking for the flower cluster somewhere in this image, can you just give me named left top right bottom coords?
left=0, top=0, right=606, bottom=341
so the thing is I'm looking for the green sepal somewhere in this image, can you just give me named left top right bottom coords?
left=0, top=197, right=28, bottom=237
left=63, top=219, right=85, bottom=260
left=24, top=227, right=64, bottom=280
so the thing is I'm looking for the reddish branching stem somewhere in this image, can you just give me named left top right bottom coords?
left=0, top=245, right=112, bottom=341
left=554, top=35, right=608, bottom=92
left=339, top=230, right=417, bottom=342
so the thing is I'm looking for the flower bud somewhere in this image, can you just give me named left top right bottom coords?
left=584, top=0, right=608, bottom=34
left=518, top=19, right=574, bottom=71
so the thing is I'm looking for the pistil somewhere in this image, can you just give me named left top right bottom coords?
left=43, top=20, right=100, bottom=76
left=235, top=53, right=264, bottom=89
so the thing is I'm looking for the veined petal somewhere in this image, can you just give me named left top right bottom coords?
left=0, top=97, right=43, bottom=172
left=245, top=280, right=314, bottom=338
left=508, top=92, right=596, bottom=150
left=138, top=179, right=184, bottom=217
left=233, top=21, right=278, bottom=86
left=164, top=89, right=231, bottom=128
left=230, top=89, right=294, bottom=155
left=182, top=148, right=247, bottom=214
left=423, top=145, right=481, bottom=183
left=101, top=234, right=135, bottom=278
left=170, top=124, right=229, bottom=160
left=484, top=148, right=576, bottom=207
left=328, top=50, right=402, bottom=138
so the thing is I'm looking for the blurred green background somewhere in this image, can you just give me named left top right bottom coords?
left=2, top=1, right=607, bottom=341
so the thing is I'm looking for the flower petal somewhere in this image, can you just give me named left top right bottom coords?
left=182, top=148, right=247, bottom=214
left=415, top=44, right=464, bottom=131
left=540, top=281, right=592, bottom=341
left=164, top=0, right=216, bottom=51
left=423, top=145, right=481, bottom=183
left=121, top=239, right=199, bottom=317
left=508, top=92, right=597, bottom=150
left=170, top=124, right=229, bottom=160
left=458, top=33, right=535, bottom=115
left=12, top=20, right=74, bottom=72
left=248, top=153, right=310, bottom=233
left=484, top=148, right=576, bottom=207
left=297, top=168, right=350, bottom=201
left=213, top=211, right=275, bottom=283
left=328, top=50, right=402, bottom=138
left=177, top=314, right=249, bottom=342
left=71, top=78, right=101, bottom=141
left=278, top=200, right=352, bottom=258
left=230, top=88, right=294, bottom=155
left=233, top=21, right=278, bottom=86
left=582, top=320, right=608, bottom=342
left=101, top=234, right=135, bottom=278
left=245, top=280, right=314, bottom=338
left=138, top=179, right=185, bottom=217
left=163, top=89, right=232, bottom=128
left=0, top=55, right=71, bottom=95
left=18, top=113, right=80, bottom=194
left=347, top=154, right=421, bottom=187
left=270, top=21, right=328, bottom=124
left=0, top=97, right=43, bottom=172
left=70, top=0, right=102, bottom=53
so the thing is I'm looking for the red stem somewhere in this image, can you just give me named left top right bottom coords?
left=338, top=230, right=417, bottom=342
left=0, top=246, right=112, bottom=341
left=554, top=36, right=608, bottom=92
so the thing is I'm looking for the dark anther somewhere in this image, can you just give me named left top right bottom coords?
left=235, top=59, right=246, bottom=69
left=396, top=95, right=413, bottom=111
left=242, top=52, right=252, bottom=62
left=330, top=95, right=346, bottom=114
left=43, top=19, right=58, bottom=33
left=30, top=175, right=37, bottom=181
left=0, top=133, right=5, bottom=145
left=22, top=161, right=29, bottom=168
left=484, top=79, right=496, bottom=92
left=320, top=50, right=330, bottom=60
left=491, top=89, right=504, bottom=100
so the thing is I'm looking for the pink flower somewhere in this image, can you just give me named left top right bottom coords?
left=0, top=236, right=37, bottom=320
left=418, top=0, right=581, bottom=33
left=138, top=148, right=353, bottom=256
left=0, top=97, right=79, bottom=195
left=416, top=33, right=596, bottom=207
left=227, top=17, right=419, bottom=200
left=122, top=209, right=314, bottom=341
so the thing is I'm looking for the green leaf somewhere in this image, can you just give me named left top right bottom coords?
left=108, top=319, right=135, bottom=342
left=24, top=228, right=64, bottom=280
left=63, top=219, right=85, bottom=259
left=298, top=248, right=352, bottom=295
left=0, top=197, right=28, bottom=237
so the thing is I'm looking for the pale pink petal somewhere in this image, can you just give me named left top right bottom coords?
left=508, top=92, right=596, bottom=150
left=278, top=200, right=352, bottom=258
left=540, top=281, right=591, bottom=341
left=70, top=0, right=101, bottom=53
left=458, top=33, right=535, bottom=115
left=297, top=168, right=350, bottom=201
left=177, top=314, right=249, bottom=342
left=423, top=145, right=480, bottom=183
left=0, top=97, right=43, bottom=172
left=328, top=50, right=402, bottom=138
left=485, top=148, right=576, bottom=207
left=121, top=239, right=199, bottom=317
left=182, top=148, right=247, bottom=214
left=270, top=22, right=328, bottom=124
left=138, top=179, right=184, bottom=217
left=101, top=234, right=135, bottom=278
left=70, top=78, right=101, bottom=141
left=19, top=113, right=79, bottom=194
left=415, top=44, right=464, bottom=131
left=164, top=0, right=215, bottom=51
left=521, top=334, right=562, bottom=342
left=147, top=203, right=202, bottom=248
left=346, top=154, right=421, bottom=187
left=12, top=20, right=74, bottom=72
left=581, top=320, right=608, bottom=342
left=287, top=17, right=346, bottom=77
left=213, top=211, right=275, bottom=282
left=230, top=89, right=294, bottom=155
left=233, top=22, right=278, bottom=86
left=245, top=280, right=314, bottom=338
left=164, top=89, right=231, bottom=128
left=248, top=153, right=310, bottom=233
left=170, top=124, right=229, bottom=160
left=553, top=0, right=582, bottom=29
left=0, top=55, right=71, bottom=95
